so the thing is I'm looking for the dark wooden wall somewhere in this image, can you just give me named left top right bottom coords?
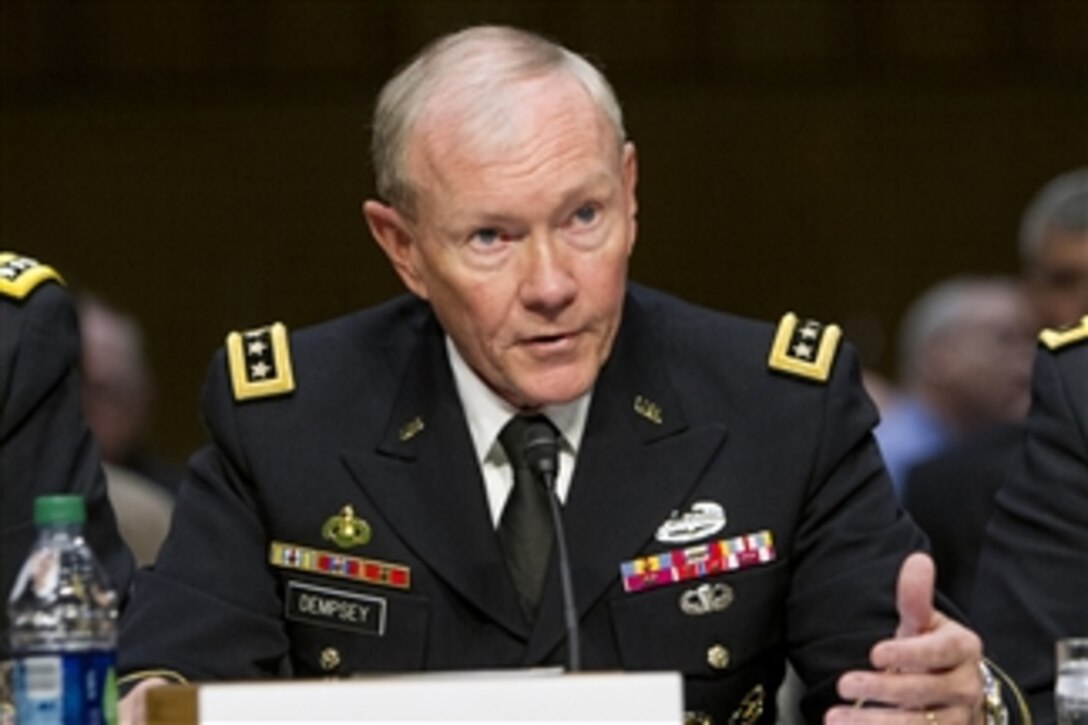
left=3, top=1, right=1086, bottom=462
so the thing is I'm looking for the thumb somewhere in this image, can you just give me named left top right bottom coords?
left=895, top=551, right=936, bottom=638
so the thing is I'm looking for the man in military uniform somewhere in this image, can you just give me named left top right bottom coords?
left=119, top=26, right=996, bottom=723
left=0, top=253, right=135, bottom=657
left=972, top=317, right=1088, bottom=722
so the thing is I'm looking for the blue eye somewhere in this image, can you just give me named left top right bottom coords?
left=573, top=205, right=598, bottom=225
left=472, top=228, right=501, bottom=245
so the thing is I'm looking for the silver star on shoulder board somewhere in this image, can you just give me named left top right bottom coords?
left=799, top=325, right=820, bottom=340
left=0, top=267, right=15, bottom=279
left=247, top=339, right=268, bottom=356
left=792, top=341, right=814, bottom=360
left=250, top=361, right=272, bottom=379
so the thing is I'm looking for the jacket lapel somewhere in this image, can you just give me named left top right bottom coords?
left=340, top=318, right=528, bottom=638
left=525, top=293, right=728, bottom=663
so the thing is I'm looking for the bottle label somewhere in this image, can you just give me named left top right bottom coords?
left=11, top=651, right=117, bottom=725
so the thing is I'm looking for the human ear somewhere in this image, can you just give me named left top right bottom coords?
left=362, top=200, right=429, bottom=300
left=622, top=142, right=639, bottom=254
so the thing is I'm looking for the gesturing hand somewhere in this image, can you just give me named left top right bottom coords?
left=826, top=552, right=985, bottom=724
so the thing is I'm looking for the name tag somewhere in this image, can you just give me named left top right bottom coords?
left=285, top=581, right=387, bottom=636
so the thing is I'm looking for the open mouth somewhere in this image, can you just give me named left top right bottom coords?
left=523, top=331, right=577, bottom=353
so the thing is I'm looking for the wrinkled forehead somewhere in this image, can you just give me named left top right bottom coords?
left=408, top=73, right=621, bottom=184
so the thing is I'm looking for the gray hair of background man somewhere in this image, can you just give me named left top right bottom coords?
left=896, top=276, right=1025, bottom=386
left=1019, top=167, right=1088, bottom=265
left=371, top=25, right=627, bottom=217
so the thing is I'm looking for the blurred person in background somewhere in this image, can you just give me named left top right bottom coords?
left=78, top=294, right=175, bottom=565
left=875, top=276, right=1035, bottom=613
left=1019, top=167, right=1088, bottom=330
left=875, top=276, right=1035, bottom=495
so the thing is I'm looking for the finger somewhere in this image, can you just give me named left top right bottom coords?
left=895, top=552, right=936, bottom=639
left=838, top=661, right=980, bottom=711
left=872, top=615, right=982, bottom=673
left=825, top=704, right=968, bottom=725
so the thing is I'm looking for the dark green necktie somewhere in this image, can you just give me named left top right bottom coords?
left=496, top=414, right=557, bottom=623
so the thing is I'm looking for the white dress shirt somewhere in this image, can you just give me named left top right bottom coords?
left=446, top=338, right=590, bottom=526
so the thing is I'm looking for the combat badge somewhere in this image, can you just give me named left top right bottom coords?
left=768, top=312, right=842, bottom=383
left=226, top=322, right=296, bottom=401
left=1039, top=315, right=1088, bottom=350
left=0, top=253, right=64, bottom=300
left=656, top=501, right=727, bottom=544
left=322, top=504, right=371, bottom=549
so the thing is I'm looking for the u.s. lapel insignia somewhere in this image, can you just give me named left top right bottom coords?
left=0, top=253, right=64, bottom=300
left=398, top=416, right=425, bottom=442
left=729, top=685, right=765, bottom=725
left=322, top=504, right=371, bottom=549
left=226, top=322, right=296, bottom=401
left=679, top=582, right=734, bottom=616
left=633, top=395, right=663, bottom=424
left=1039, top=315, right=1088, bottom=350
left=768, top=312, right=842, bottom=383
left=656, top=501, right=727, bottom=544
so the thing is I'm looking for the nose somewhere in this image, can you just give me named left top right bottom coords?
left=519, top=234, right=576, bottom=314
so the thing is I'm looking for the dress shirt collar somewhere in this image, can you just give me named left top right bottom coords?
left=445, top=337, right=590, bottom=466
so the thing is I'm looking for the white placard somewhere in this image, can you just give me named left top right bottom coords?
left=196, top=670, right=683, bottom=724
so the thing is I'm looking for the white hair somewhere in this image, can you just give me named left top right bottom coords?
left=370, top=25, right=626, bottom=216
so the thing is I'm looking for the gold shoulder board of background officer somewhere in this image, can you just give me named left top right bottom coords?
left=0, top=252, right=64, bottom=300
left=768, top=312, right=842, bottom=383
left=226, top=322, right=296, bottom=401
left=1038, top=315, right=1088, bottom=351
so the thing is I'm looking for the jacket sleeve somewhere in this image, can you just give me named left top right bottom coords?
left=785, top=343, right=930, bottom=719
left=118, top=350, right=290, bottom=682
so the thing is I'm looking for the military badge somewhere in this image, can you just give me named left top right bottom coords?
left=269, top=541, right=410, bottom=590
left=729, top=685, right=766, bottom=725
left=768, top=312, right=842, bottom=383
left=633, top=395, right=664, bottom=424
left=1039, top=315, right=1088, bottom=350
left=0, top=253, right=64, bottom=300
left=621, top=529, right=776, bottom=594
left=226, top=322, right=295, bottom=401
left=322, top=504, right=371, bottom=549
left=679, top=582, right=734, bottom=616
left=399, top=416, right=425, bottom=442
left=656, top=501, right=727, bottom=544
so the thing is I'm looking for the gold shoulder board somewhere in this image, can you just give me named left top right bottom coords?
left=1039, top=315, right=1088, bottom=351
left=0, top=252, right=64, bottom=300
left=768, top=312, right=842, bottom=383
left=226, top=322, right=296, bottom=401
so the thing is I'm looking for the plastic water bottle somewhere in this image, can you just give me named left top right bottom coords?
left=8, top=495, right=119, bottom=724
